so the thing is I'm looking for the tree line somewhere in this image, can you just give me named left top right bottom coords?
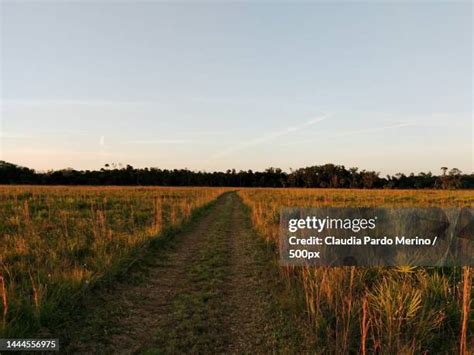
left=0, top=161, right=472, bottom=189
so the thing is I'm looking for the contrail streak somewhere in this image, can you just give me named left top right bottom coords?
left=211, top=113, right=332, bottom=159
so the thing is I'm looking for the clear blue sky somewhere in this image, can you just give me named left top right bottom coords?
left=1, top=1, right=472, bottom=175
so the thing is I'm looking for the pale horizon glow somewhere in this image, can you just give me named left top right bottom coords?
left=1, top=2, right=472, bottom=175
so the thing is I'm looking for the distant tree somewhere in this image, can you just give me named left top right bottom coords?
left=349, top=167, right=359, bottom=188
left=448, top=168, right=462, bottom=189
left=0, top=161, right=471, bottom=189
left=438, top=167, right=451, bottom=189
left=360, top=170, right=379, bottom=189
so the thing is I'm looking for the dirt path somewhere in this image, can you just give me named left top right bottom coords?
left=63, top=192, right=311, bottom=354
left=225, top=195, right=280, bottom=353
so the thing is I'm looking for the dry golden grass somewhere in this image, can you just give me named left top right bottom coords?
left=239, top=188, right=473, bottom=354
left=0, top=185, right=228, bottom=337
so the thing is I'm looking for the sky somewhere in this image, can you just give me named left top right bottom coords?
left=1, top=1, right=472, bottom=175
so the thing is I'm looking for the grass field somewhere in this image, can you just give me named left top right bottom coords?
left=0, top=186, right=472, bottom=354
left=239, top=188, right=474, bottom=354
left=0, top=186, right=227, bottom=337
